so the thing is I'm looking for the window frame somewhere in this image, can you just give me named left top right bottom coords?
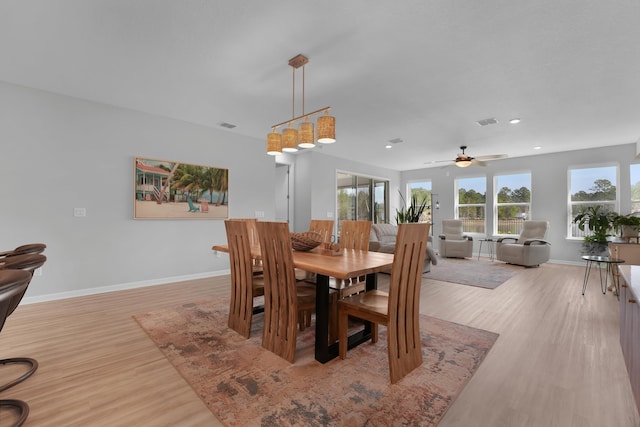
left=406, top=180, right=433, bottom=224
left=493, top=172, right=532, bottom=236
left=455, top=175, right=487, bottom=235
left=567, top=164, right=619, bottom=240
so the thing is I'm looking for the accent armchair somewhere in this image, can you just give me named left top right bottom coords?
left=496, top=220, right=551, bottom=267
left=439, top=219, right=473, bottom=258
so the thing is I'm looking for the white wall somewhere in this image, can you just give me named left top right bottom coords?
left=292, top=150, right=402, bottom=233
left=402, top=144, right=636, bottom=263
left=0, top=81, right=276, bottom=301
left=3, top=80, right=636, bottom=302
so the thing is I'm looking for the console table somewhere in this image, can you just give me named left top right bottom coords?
left=581, top=255, right=624, bottom=296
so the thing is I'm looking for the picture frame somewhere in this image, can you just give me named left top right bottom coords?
left=134, top=156, right=229, bottom=220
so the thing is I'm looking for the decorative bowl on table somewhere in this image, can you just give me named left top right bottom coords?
left=290, top=231, right=323, bottom=251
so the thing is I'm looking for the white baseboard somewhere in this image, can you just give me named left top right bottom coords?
left=22, top=269, right=231, bottom=305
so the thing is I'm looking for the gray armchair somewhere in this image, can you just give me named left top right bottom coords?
left=439, top=219, right=473, bottom=258
left=496, top=220, right=550, bottom=267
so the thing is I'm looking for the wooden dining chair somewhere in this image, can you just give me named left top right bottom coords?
left=309, top=219, right=334, bottom=244
left=228, top=218, right=263, bottom=276
left=297, top=219, right=335, bottom=283
left=338, top=222, right=430, bottom=383
left=256, top=221, right=316, bottom=363
left=332, top=220, right=372, bottom=298
left=224, top=220, right=265, bottom=338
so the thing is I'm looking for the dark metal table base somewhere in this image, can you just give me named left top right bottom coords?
left=314, top=273, right=376, bottom=363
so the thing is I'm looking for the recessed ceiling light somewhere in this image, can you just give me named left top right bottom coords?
left=385, top=144, right=393, bottom=149
left=219, top=122, right=237, bottom=129
left=509, top=118, right=521, bottom=124
left=533, top=146, right=542, bottom=150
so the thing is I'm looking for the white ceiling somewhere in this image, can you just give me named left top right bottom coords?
left=1, top=0, right=639, bottom=171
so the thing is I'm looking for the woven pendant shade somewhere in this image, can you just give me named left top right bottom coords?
left=317, top=114, right=336, bottom=144
left=282, top=127, right=299, bottom=152
left=298, top=120, right=315, bottom=148
left=266, top=132, right=282, bottom=155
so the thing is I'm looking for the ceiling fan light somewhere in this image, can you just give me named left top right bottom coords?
left=282, top=127, right=299, bottom=152
left=455, top=159, right=472, bottom=168
left=266, top=132, right=282, bottom=156
left=317, top=114, right=336, bottom=144
left=298, top=120, right=315, bottom=148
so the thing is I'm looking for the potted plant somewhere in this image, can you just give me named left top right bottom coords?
left=572, top=205, right=617, bottom=255
left=395, top=191, right=428, bottom=224
left=612, top=213, right=640, bottom=240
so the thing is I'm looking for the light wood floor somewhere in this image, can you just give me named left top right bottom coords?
left=1, top=262, right=639, bottom=426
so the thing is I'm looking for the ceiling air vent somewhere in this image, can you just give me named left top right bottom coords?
left=388, top=138, right=404, bottom=144
left=219, top=122, right=237, bottom=129
left=475, top=118, right=498, bottom=127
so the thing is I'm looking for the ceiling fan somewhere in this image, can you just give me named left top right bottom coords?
left=429, top=145, right=508, bottom=168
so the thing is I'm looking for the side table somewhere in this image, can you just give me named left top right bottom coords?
left=478, top=238, right=495, bottom=261
left=581, top=255, right=625, bottom=297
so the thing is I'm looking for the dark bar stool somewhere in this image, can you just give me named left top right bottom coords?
left=0, top=243, right=47, bottom=259
left=0, top=269, right=34, bottom=427
left=0, top=253, right=47, bottom=394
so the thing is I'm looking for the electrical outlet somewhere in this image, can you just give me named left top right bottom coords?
left=327, top=211, right=333, bottom=218
left=74, top=207, right=87, bottom=217
left=255, top=211, right=265, bottom=218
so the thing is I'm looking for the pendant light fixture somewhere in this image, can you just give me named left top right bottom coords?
left=266, top=54, right=335, bottom=155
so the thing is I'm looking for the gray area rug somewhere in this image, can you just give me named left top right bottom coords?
left=425, top=257, right=522, bottom=289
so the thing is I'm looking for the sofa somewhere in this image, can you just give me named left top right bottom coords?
left=368, top=223, right=437, bottom=273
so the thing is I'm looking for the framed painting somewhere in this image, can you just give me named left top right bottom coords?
left=134, top=157, right=229, bottom=219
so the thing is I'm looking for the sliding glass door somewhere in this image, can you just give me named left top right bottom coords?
left=337, top=172, right=389, bottom=235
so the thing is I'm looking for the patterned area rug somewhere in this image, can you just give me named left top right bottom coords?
left=426, top=257, right=522, bottom=289
left=134, top=299, right=498, bottom=426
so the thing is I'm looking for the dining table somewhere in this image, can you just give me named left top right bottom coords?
left=212, top=243, right=394, bottom=363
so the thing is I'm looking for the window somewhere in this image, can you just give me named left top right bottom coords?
left=408, top=181, right=433, bottom=224
left=495, top=173, right=531, bottom=235
left=631, top=164, right=640, bottom=213
left=568, top=165, right=618, bottom=238
left=337, top=172, right=389, bottom=232
left=456, top=176, right=486, bottom=234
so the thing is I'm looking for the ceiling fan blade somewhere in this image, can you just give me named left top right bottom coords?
left=471, top=158, right=487, bottom=167
left=475, top=154, right=508, bottom=160
left=424, top=160, right=453, bottom=165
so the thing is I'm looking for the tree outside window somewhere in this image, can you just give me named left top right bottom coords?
left=408, top=181, right=432, bottom=223
left=495, top=173, right=531, bottom=235
left=456, top=177, right=486, bottom=234
left=337, top=172, right=389, bottom=234
left=630, top=164, right=640, bottom=213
